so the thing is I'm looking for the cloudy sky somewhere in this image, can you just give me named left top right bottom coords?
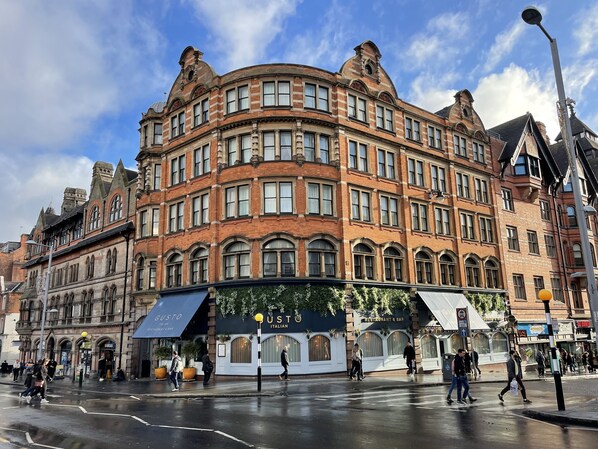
left=1, top=0, right=597, bottom=242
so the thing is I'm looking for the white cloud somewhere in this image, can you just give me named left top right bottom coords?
left=0, top=1, right=167, bottom=241
left=574, top=3, right=598, bottom=56
left=184, top=0, right=301, bottom=70
left=472, top=64, right=559, bottom=138
left=283, top=0, right=352, bottom=69
left=401, top=12, right=471, bottom=72
left=0, top=153, right=94, bottom=241
left=481, top=21, right=525, bottom=73
left=408, top=72, right=459, bottom=113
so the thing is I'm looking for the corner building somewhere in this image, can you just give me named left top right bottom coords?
left=133, top=41, right=508, bottom=378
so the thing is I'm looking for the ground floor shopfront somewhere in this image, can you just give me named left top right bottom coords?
left=132, top=284, right=511, bottom=378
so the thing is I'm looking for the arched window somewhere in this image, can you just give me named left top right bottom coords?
left=357, top=332, right=383, bottom=357
left=447, top=334, right=462, bottom=354
left=89, top=206, right=101, bottom=231
left=80, top=291, right=88, bottom=317
left=102, top=288, right=110, bottom=316
left=136, top=257, right=145, bottom=291
left=307, top=239, right=336, bottom=277
left=106, top=250, right=112, bottom=275
left=491, top=332, right=508, bottom=353
left=383, top=247, right=403, bottom=282
left=111, top=248, right=117, bottom=273
left=485, top=259, right=500, bottom=288
left=28, top=301, right=36, bottom=323
left=166, top=254, right=183, bottom=287
left=465, top=256, right=481, bottom=287
left=230, top=337, right=252, bottom=363
left=86, top=255, right=95, bottom=279
left=353, top=243, right=374, bottom=280
left=415, top=251, right=433, bottom=284
left=387, top=331, right=409, bottom=356
left=439, top=254, right=456, bottom=286
left=473, top=333, right=490, bottom=354
left=109, top=195, right=123, bottom=222
left=263, top=239, right=295, bottom=277
left=308, top=335, right=331, bottom=361
left=190, top=248, right=208, bottom=285
left=223, top=242, right=250, bottom=279
left=109, top=286, right=117, bottom=317
left=572, top=244, right=583, bottom=266
left=567, top=206, right=577, bottom=227
left=64, top=294, right=74, bottom=320
left=86, top=291, right=94, bottom=318
left=262, top=335, right=301, bottom=363
left=420, top=334, right=438, bottom=359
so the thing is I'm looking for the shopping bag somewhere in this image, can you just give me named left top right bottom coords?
left=510, top=379, right=519, bottom=396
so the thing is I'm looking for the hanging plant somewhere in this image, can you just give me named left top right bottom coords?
left=216, top=284, right=346, bottom=319
left=351, top=286, right=410, bottom=317
left=466, top=293, right=506, bottom=316
left=217, top=334, right=231, bottom=343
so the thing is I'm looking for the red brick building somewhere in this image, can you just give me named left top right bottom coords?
left=133, top=42, right=509, bottom=377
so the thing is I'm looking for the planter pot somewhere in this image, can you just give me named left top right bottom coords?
left=155, top=367, right=168, bottom=380
left=183, top=367, right=197, bottom=380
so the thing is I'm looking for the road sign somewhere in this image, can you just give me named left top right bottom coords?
left=456, top=307, right=470, bottom=338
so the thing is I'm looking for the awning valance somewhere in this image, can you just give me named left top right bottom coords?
left=417, top=291, right=490, bottom=331
left=132, top=290, right=208, bottom=339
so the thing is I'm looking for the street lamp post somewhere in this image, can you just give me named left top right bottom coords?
left=26, top=240, right=54, bottom=362
left=522, top=6, right=598, bottom=355
left=254, top=313, right=263, bottom=392
left=538, top=289, right=566, bottom=410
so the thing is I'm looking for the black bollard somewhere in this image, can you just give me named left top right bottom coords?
left=78, top=369, right=83, bottom=387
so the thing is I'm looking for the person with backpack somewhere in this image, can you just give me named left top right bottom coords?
left=201, top=352, right=213, bottom=385
left=169, top=351, right=183, bottom=391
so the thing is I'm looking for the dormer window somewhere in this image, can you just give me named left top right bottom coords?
left=513, top=155, right=541, bottom=178
left=365, top=64, right=373, bottom=75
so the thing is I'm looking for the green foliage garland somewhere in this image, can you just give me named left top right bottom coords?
left=465, top=293, right=506, bottom=316
left=215, top=284, right=346, bottom=319
left=351, top=286, right=410, bottom=317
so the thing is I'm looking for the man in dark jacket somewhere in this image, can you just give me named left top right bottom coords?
left=279, top=346, right=290, bottom=380
left=201, top=352, right=213, bottom=385
left=499, top=350, right=531, bottom=403
left=403, top=341, right=416, bottom=375
left=455, top=349, right=477, bottom=404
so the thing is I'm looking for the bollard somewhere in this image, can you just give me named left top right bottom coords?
left=78, top=369, right=83, bottom=387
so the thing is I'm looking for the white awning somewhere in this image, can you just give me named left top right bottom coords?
left=418, top=291, right=490, bottom=331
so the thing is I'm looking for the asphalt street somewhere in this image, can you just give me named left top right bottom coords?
left=0, top=375, right=596, bottom=449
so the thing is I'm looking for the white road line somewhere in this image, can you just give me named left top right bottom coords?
left=214, top=430, right=254, bottom=447
left=156, top=424, right=213, bottom=431
left=130, top=416, right=150, bottom=426
left=130, top=395, right=140, bottom=400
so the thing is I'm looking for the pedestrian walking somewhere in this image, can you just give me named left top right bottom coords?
left=201, top=352, right=213, bottom=385
left=471, top=349, right=481, bottom=378
left=19, top=367, right=33, bottom=398
left=0, top=360, right=8, bottom=376
left=349, top=343, right=363, bottom=380
left=12, top=359, right=20, bottom=381
left=19, top=360, right=25, bottom=378
left=446, top=354, right=458, bottom=404
left=279, top=345, right=290, bottom=381
left=535, top=349, right=546, bottom=377
left=454, top=349, right=477, bottom=404
left=169, top=351, right=182, bottom=391
left=403, top=340, right=416, bottom=375
left=46, top=359, right=57, bottom=382
left=98, top=355, right=107, bottom=381
left=498, top=350, right=531, bottom=404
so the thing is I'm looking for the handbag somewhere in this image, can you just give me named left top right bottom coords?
left=510, top=379, right=519, bottom=396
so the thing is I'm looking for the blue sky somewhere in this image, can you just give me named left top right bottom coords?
left=1, top=0, right=598, bottom=242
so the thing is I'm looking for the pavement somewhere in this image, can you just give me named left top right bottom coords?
left=2, top=368, right=597, bottom=429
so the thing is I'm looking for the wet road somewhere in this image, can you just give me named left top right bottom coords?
left=0, top=378, right=596, bottom=449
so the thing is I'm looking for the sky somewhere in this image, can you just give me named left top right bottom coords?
left=1, top=0, right=598, bottom=242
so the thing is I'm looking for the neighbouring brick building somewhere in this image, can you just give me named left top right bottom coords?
left=17, top=162, right=136, bottom=379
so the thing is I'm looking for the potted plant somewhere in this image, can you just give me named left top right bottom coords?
left=153, top=346, right=172, bottom=380
left=181, top=341, right=201, bottom=380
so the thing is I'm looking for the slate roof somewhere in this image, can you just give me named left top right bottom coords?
left=435, top=105, right=451, bottom=119
left=548, top=140, right=570, bottom=173
left=125, top=169, right=137, bottom=182
left=488, top=114, right=529, bottom=162
left=43, top=204, right=84, bottom=230
left=555, top=114, right=597, bottom=141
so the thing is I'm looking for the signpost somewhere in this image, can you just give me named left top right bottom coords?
left=456, top=307, right=470, bottom=349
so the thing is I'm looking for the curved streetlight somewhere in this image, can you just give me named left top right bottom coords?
left=255, top=313, right=264, bottom=392
left=538, top=289, right=565, bottom=410
left=26, top=240, right=54, bottom=361
left=522, top=6, right=598, bottom=355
